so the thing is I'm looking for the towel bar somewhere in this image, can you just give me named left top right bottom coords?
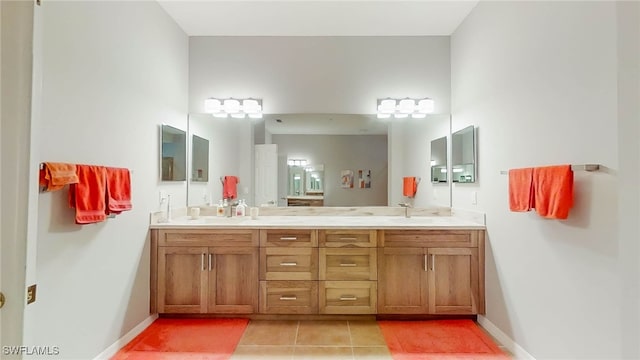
left=499, top=164, right=600, bottom=175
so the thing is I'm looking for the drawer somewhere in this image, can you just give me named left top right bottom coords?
left=319, top=281, right=377, bottom=314
left=319, top=248, right=377, bottom=281
left=158, top=229, right=258, bottom=247
left=319, top=230, right=377, bottom=248
left=260, top=229, right=317, bottom=247
left=382, top=230, right=478, bottom=248
left=259, top=281, right=318, bottom=314
left=260, top=247, right=318, bottom=280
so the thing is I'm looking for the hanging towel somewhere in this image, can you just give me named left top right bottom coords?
left=68, top=165, right=107, bottom=224
left=39, top=162, right=79, bottom=192
left=106, top=167, right=132, bottom=214
left=508, top=168, right=534, bottom=212
left=223, top=175, right=239, bottom=199
left=403, top=177, right=418, bottom=197
left=533, top=165, right=574, bottom=219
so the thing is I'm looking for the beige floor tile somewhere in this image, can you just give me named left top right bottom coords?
left=352, top=347, right=392, bottom=359
left=296, top=320, right=351, bottom=346
left=293, top=346, right=353, bottom=360
left=231, top=345, right=295, bottom=360
left=348, top=321, right=387, bottom=346
left=239, top=320, right=299, bottom=346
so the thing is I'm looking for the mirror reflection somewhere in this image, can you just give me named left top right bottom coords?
left=186, top=113, right=452, bottom=207
left=191, top=134, right=209, bottom=182
left=452, top=125, right=476, bottom=183
left=161, top=124, right=186, bottom=181
left=430, top=136, right=448, bottom=183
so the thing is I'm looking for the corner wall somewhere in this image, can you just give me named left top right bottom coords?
left=23, top=2, right=188, bottom=359
left=451, top=1, right=635, bottom=358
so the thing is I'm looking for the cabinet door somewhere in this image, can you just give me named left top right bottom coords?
left=157, top=246, right=208, bottom=313
left=427, top=247, right=479, bottom=314
left=208, top=247, right=259, bottom=313
left=377, top=247, right=428, bottom=314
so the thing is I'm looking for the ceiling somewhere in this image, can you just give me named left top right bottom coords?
left=158, top=1, right=478, bottom=36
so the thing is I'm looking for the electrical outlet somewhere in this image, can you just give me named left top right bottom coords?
left=471, top=191, right=478, bottom=205
left=159, top=190, right=167, bottom=204
left=27, top=284, right=37, bottom=304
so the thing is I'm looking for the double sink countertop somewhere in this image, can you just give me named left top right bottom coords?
left=150, top=207, right=485, bottom=230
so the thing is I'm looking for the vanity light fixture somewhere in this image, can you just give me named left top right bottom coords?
left=376, top=98, right=435, bottom=119
left=287, top=159, right=307, bottom=167
left=204, top=98, right=263, bottom=119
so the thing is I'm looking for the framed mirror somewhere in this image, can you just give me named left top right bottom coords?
left=288, top=165, right=305, bottom=196
left=452, top=125, right=476, bottom=183
left=430, top=136, right=448, bottom=183
left=305, top=164, right=324, bottom=194
left=161, top=124, right=186, bottom=181
left=191, top=134, right=209, bottom=182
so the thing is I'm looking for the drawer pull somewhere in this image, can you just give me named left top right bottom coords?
left=339, top=237, right=358, bottom=241
left=209, top=253, right=213, bottom=272
left=279, top=296, right=297, bottom=301
left=279, top=262, right=298, bottom=266
left=279, top=237, right=298, bottom=241
left=339, top=296, right=357, bottom=301
left=339, top=263, right=357, bottom=267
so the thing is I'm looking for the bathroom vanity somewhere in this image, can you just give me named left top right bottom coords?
left=149, top=209, right=485, bottom=319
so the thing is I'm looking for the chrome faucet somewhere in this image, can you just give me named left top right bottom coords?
left=398, top=202, right=412, bottom=218
left=224, top=198, right=234, bottom=217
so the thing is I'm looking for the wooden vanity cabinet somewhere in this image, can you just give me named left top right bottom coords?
left=318, top=230, right=378, bottom=314
left=259, top=229, right=319, bottom=314
left=377, top=230, right=485, bottom=315
left=153, top=229, right=259, bottom=314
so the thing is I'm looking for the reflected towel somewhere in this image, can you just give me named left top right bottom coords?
left=508, top=168, right=534, bottom=212
left=223, top=175, right=239, bottom=199
left=68, top=165, right=107, bottom=224
left=39, top=162, right=79, bottom=191
left=533, top=165, right=574, bottom=219
left=403, top=177, right=418, bottom=197
left=106, top=167, right=132, bottom=214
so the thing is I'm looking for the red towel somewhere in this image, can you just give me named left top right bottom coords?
left=403, top=177, right=418, bottom=197
left=508, top=168, right=534, bottom=212
left=223, top=176, right=239, bottom=199
left=39, top=162, right=79, bottom=191
left=68, top=165, right=107, bottom=224
left=533, top=165, right=574, bottom=219
left=106, top=167, right=132, bottom=214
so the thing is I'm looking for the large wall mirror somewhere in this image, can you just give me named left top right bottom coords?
left=160, top=124, right=186, bottom=181
left=186, top=113, right=452, bottom=207
left=452, top=125, right=476, bottom=183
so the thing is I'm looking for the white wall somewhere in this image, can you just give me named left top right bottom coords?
left=272, top=134, right=388, bottom=206
left=189, top=36, right=451, bottom=115
left=23, top=2, right=189, bottom=359
left=451, top=1, right=635, bottom=358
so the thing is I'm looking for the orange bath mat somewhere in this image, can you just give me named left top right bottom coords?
left=379, top=319, right=509, bottom=360
left=112, top=318, right=249, bottom=360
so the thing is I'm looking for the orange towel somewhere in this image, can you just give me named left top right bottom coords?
left=68, top=165, right=107, bottom=224
left=403, top=177, right=418, bottom=197
left=223, top=176, right=239, bottom=199
left=106, top=167, right=132, bottom=214
left=533, top=165, right=574, bottom=219
left=39, top=162, right=79, bottom=191
left=508, top=168, right=534, bottom=212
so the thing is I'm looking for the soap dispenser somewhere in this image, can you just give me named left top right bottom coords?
left=216, top=200, right=225, bottom=217
left=235, top=199, right=246, bottom=217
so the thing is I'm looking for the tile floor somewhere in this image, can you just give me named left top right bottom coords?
left=231, top=320, right=392, bottom=359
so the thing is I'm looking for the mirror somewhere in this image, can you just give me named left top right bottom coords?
left=305, top=164, right=324, bottom=194
left=161, top=124, right=186, bottom=181
left=186, top=113, right=452, bottom=207
left=430, top=136, right=447, bottom=183
left=452, top=125, right=476, bottom=183
left=288, top=165, right=305, bottom=196
left=191, top=135, right=209, bottom=182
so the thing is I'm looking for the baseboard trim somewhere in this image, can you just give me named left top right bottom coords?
left=92, top=314, right=158, bottom=360
left=477, top=315, right=536, bottom=360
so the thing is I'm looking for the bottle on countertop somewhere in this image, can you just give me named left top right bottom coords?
left=216, top=200, right=225, bottom=217
left=235, top=199, right=246, bottom=217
